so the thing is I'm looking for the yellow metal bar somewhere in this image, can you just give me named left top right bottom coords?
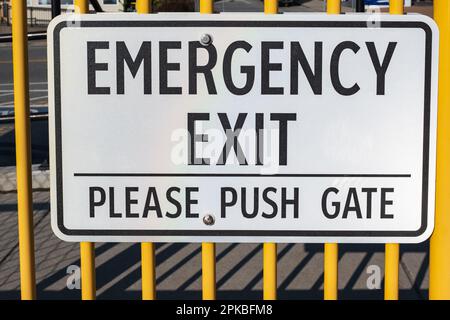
left=200, top=0, right=213, bottom=14
left=74, top=0, right=88, bottom=13
left=384, top=243, right=399, bottom=300
left=141, top=243, right=156, bottom=300
left=135, top=0, right=156, bottom=301
left=80, top=242, right=96, bottom=300
left=74, top=0, right=96, bottom=301
left=383, top=0, right=403, bottom=301
left=324, top=243, right=338, bottom=300
left=136, top=0, right=152, bottom=13
left=12, top=0, right=36, bottom=300
left=326, top=0, right=341, bottom=14
left=264, top=0, right=278, bottom=14
left=430, top=0, right=450, bottom=300
left=262, top=0, right=278, bottom=301
left=323, top=0, right=340, bottom=301
left=198, top=0, right=216, bottom=301
left=202, top=242, right=216, bottom=300
left=263, top=243, right=277, bottom=300
left=389, top=0, right=404, bottom=15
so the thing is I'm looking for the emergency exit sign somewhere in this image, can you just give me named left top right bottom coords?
left=48, top=13, right=438, bottom=243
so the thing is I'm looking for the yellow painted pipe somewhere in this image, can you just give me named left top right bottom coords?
left=264, top=0, right=278, bottom=14
left=198, top=0, right=216, bottom=301
left=136, top=0, right=152, bottom=13
left=389, top=0, right=404, bottom=15
left=74, top=0, right=88, bottom=14
left=263, top=243, right=277, bottom=300
left=80, top=242, right=96, bottom=300
left=384, top=0, right=403, bottom=301
left=324, top=243, right=338, bottom=300
left=430, top=0, right=450, bottom=300
left=141, top=242, right=156, bottom=300
left=135, top=0, right=156, bottom=301
left=74, top=0, right=96, bottom=301
left=262, top=0, right=278, bottom=301
left=384, top=243, right=399, bottom=300
left=12, top=0, right=36, bottom=300
left=202, top=242, right=216, bottom=300
left=327, top=0, right=341, bottom=15
left=324, top=0, right=340, bottom=301
left=200, top=0, right=213, bottom=14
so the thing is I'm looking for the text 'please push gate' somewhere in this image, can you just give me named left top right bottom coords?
left=10, top=0, right=450, bottom=300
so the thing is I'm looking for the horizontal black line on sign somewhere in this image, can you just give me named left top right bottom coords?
left=73, top=173, right=412, bottom=178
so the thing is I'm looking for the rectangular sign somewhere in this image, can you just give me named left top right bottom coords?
left=48, top=13, right=438, bottom=243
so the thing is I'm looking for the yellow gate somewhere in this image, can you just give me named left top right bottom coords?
left=9, top=0, right=450, bottom=300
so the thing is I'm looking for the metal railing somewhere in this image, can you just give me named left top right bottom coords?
left=1, top=4, right=59, bottom=27
left=7, top=0, right=450, bottom=301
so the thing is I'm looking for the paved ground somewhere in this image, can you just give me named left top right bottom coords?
left=0, top=0, right=434, bottom=300
left=0, top=190, right=430, bottom=299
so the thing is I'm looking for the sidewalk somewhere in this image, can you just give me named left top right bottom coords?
left=0, top=189, right=430, bottom=299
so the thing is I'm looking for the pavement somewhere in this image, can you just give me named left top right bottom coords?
left=0, top=0, right=434, bottom=300
left=0, top=190, right=431, bottom=299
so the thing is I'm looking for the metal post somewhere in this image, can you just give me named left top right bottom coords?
left=51, top=0, right=61, bottom=18
left=74, top=0, right=96, bottom=301
left=263, top=243, right=277, bottom=300
left=263, top=0, right=278, bottom=301
left=12, top=0, right=36, bottom=300
left=327, top=0, right=341, bottom=14
left=324, top=0, right=340, bottom=301
left=80, top=242, right=96, bottom=300
left=202, top=242, right=216, bottom=300
left=430, top=0, right=450, bottom=300
left=199, top=0, right=216, bottom=301
left=355, top=0, right=364, bottom=12
left=384, top=0, right=403, bottom=302
left=141, top=242, right=156, bottom=300
left=135, top=0, right=156, bottom=301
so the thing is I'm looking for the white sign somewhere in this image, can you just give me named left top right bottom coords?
left=48, top=13, right=438, bottom=243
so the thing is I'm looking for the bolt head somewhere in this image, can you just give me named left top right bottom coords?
left=200, top=34, right=212, bottom=46
left=203, top=214, right=215, bottom=226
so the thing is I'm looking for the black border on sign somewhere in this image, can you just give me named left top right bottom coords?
left=53, top=20, right=433, bottom=237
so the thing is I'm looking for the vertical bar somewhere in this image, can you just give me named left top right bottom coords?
left=384, top=243, right=399, bottom=300
left=199, top=0, right=216, bottom=301
left=389, top=0, right=404, bottom=15
left=355, top=0, right=364, bottom=12
left=263, top=0, right=278, bottom=301
left=80, top=242, right=96, bottom=300
left=264, top=0, right=278, bottom=14
left=12, top=0, right=36, bottom=300
left=141, top=243, right=156, bottom=300
left=327, top=0, right=341, bottom=14
left=74, top=0, right=89, bottom=14
left=383, top=0, right=403, bottom=301
left=263, top=243, right=277, bottom=300
left=324, top=243, right=338, bottom=300
left=136, top=0, right=151, bottom=13
left=200, top=0, right=213, bottom=14
left=324, top=0, right=340, bottom=301
left=135, top=0, right=156, bottom=301
left=202, top=242, right=216, bottom=300
left=74, top=0, right=96, bottom=301
left=430, top=0, right=450, bottom=300
left=51, top=0, right=61, bottom=18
